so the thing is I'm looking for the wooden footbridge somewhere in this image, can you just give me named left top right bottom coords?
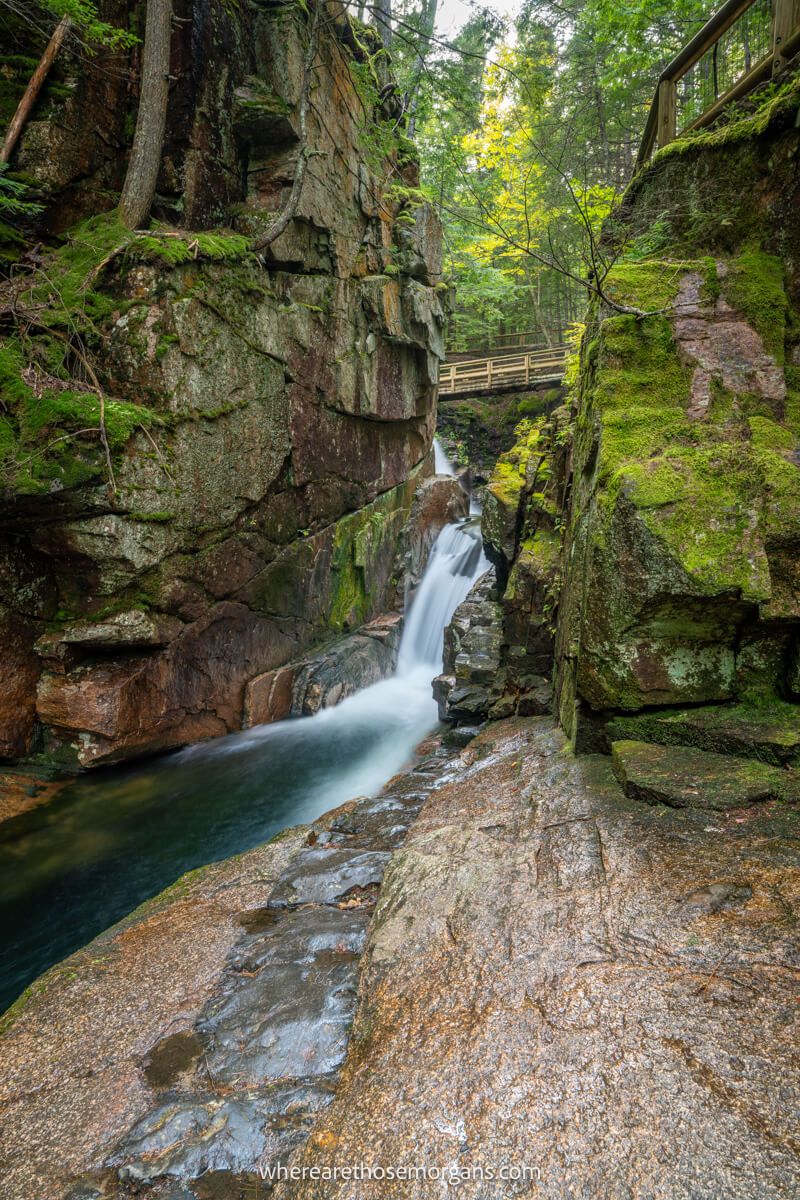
left=439, top=0, right=800, bottom=400
left=438, top=344, right=569, bottom=399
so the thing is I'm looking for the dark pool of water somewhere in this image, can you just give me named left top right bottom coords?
left=0, top=669, right=438, bottom=1014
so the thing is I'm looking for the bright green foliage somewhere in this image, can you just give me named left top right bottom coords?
left=385, top=0, right=719, bottom=346
left=0, top=164, right=43, bottom=262
left=11, top=0, right=137, bottom=49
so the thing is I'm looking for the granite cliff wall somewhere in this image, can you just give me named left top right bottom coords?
left=0, top=0, right=447, bottom=765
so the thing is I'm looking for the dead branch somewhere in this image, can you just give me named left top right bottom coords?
left=1, top=15, right=72, bottom=164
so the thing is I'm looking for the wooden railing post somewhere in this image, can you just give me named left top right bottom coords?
left=487, top=358, right=493, bottom=390
left=773, top=0, right=799, bottom=73
left=656, top=78, right=677, bottom=148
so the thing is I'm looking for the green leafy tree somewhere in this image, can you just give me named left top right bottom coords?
left=360, top=0, right=719, bottom=345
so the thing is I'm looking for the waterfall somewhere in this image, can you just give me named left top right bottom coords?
left=434, top=435, right=481, bottom=517
left=397, top=520, right=488, bottom=674
left=0, top=489, right=491, bottom=1010
left=433, top=437, right=456, bottom=477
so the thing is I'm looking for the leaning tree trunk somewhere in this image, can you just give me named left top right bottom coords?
left=1, top=16, right=71, bottom=164
left=119, top=0, right=172, bottom=230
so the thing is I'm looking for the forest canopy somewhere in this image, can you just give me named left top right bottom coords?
left=368, top=0, right=719, bottom=349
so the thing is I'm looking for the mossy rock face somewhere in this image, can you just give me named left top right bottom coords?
left=481, top=406, right=571, bottom=711
left=619, top=73, right=800, bottom=259
left=482, top=420, right=544, bottom=566
left=436, top=388, right=560, bottom=476
left=558, top=254, right=800, bottom=716
left=0, top=0, right=446, bottom=767
left=611, top=739, right=798, bottom=810
left=608, top=700, right=800, bottom=768
left=219, top=468, right=422, bottom=637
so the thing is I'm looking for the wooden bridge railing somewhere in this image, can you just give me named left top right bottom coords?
left=439, top=345, right=569, bottom=398
left=637, top=0, right=800, bottom=168
left=446, top=329, right=563, bottom=357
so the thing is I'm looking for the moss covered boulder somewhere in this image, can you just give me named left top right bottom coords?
left=611, top=739, right=798, bottom=810
left=556, top=251, right=800, bottom=728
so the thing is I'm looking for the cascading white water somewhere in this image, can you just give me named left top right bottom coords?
left=433, top=437, right=457, bottom=477
left=1, top=487, right=492, bottom=1007
left=397, top=520, right=488, bottom=674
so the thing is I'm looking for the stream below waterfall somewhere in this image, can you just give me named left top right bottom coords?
left=0, top=492, right=488, bottom=1014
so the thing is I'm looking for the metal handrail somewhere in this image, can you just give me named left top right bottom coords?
left=637, top=0, right=800, bottom=168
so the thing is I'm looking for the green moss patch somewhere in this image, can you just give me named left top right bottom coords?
left=586, top=259, right=795, bottom=601
left=594, top=312, right=691, bottom=473
left=642, top=73, right=800, bottom=172
left=721, top=249, right=786, bottom=361
left=605, top=258, right=711, bottom=313
left=486, top=419, right=541, bottom=506
left=0, top=334, right=155, bottom=495
left=125, top=229, right=254, bottom=268
left=612, top=738, right=798, bottom=809
left=0, top=212, right=259, bottom=495
left=609, top=699, right=800, bottom=767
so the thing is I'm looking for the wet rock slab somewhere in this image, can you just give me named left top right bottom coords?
left=267, top=847, right=391, bottom=908
left=277, top=718, right=800, bottom=1200
left=113, top=1080, right=337, bottom=1184
left=434, top=569, right=503, bottom=724
left=104, top=754, right=451, bottom=1195
left=0, top=829, right=308, bottom=1200
left=0, top=738, right=456, bottom=1200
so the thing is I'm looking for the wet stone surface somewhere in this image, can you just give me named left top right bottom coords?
left=266, top=848, right=392, bottom=909
left=99, top=742, right=456, bottom=1198
left=277, top=718, right=800, bottom=1200
left=3, top=720, right=799, bottom=1200
left=433, top=569, right=503, bottom=724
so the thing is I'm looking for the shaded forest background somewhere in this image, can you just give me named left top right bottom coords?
left=378, top=0, right=719, bottom=348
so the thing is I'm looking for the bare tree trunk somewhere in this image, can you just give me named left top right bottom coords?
left=374, top=0, right=392, bottom=48
left=119, top=0, right=172, bottom=230
left=1, top=16, right=71, bottom=164
left=405, top=0, right=437, bottom=137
